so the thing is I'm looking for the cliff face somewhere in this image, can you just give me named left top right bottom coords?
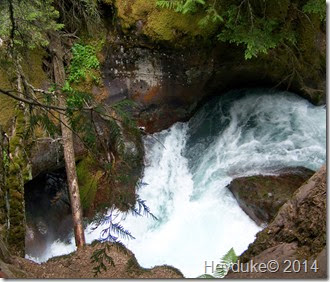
left=100, top=0, right=326, bottom=133
left=227, top=165, right=327, bottom=279
left=0, top=0, right=325, bottom=259
left=0, top=1, right=325, bottom=170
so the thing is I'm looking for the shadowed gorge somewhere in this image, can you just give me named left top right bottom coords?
left=22, top=89, right=326, bottom=278
left=0, top=0, right=326, bottom=279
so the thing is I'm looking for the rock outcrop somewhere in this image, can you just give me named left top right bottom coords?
left=11, top=242, right=184, bottom=278
left=100, top=0, right=326, bottom=133
left=0, top=235, right=27, bottom=278
left=227, top=165, right=327, bottom=279
left=227, top=167, right=315, bottom=226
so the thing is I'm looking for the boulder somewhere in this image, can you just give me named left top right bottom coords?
left=227, top=165, right=327, bottom=279
left=227, top=167, right=315, bottom=226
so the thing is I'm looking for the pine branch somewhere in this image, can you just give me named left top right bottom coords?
left=0, top=88, right=66, bottom=111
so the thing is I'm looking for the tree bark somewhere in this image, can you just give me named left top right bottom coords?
left=0, top=126, right=7, bottom=240
left=50, top=34, right=86, bottom=248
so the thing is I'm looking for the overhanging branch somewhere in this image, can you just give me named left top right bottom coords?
left=0, top=88, right=66, bottom=111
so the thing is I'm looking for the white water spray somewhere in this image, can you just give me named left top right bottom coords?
left=26, top=89, right=326, bottom=278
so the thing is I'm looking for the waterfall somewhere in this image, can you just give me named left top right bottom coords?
left=25, top=89, right=326, bottom=278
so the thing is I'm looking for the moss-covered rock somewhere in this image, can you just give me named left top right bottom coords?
left=0, top=49, right=49, bottom=130
left=227, top=165, right=327, bottom=279
left=113, top=0, right=217, bottom=45
left=0, top=70, right=16, bottom=129
left=76, top=156, right=103, bottom=213
left=5, top=108, right=32, bottom=256
left=227, top=167, right=315, bottom=226
left=99, top=1, right=325, bottom=134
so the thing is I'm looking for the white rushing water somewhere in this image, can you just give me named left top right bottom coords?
left=26, top=89, right=326, bottom=278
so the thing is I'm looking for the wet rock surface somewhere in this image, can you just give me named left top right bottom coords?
left=102, top=37, right=326, bottom=133
left=227, top=166, right=315, bottom=226
left=99, top=1, right=326, bottom=133
left=30, top=135, right=86, bottom=178
left=227, top=165, right=327, bottom=279
left=0, top=236, right=27, bottom=278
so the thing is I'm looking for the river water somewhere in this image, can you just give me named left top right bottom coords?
left=25, top=89, right=326, bottom=278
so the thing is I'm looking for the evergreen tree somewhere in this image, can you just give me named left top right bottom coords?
left=0, top=0, right=87, bottom=250
left=156, top=0, right=326, bottom=59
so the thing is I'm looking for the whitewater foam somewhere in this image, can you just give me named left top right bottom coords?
left=26, top=89, right=326, bottom=278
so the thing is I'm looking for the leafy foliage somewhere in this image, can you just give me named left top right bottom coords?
left=90, top=242, right=115, bottom=276
left=217, top=4, right=296, bottom=59
left=29, top=112, right=61, bottom=137
left=126, top=195, right=158, bottom=220
left=0, top=0, right=63, bottom=49
left=214, top=247, right=237, bottom=278
left=66, top=43, right=100, bottom=84
left=54, top=0, right=101, bottom=33
left=198, top=274, right=215, bottom=278
left=156, top=0, right=325, bottom=59
left=157, top=0, right=206, bottom=14
left=197, top=247, right=237, bottom=278
left=303, top=0, right=326, bottom=22
left=61, top=44, right=138, bottom=180
left=90, top=192, right=157, bottom=276
left=2, top=149, right=10, bottom=170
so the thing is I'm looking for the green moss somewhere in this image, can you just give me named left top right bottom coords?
left=22, top=49, right=48, bottom=88
left=0, top=69, right=16, bottom=129
left=5, top=108, right=31, bottom=256
left=115, top=0, right=218, bottom=43
left=0, top=49, right=48, bottom=129
left=76, top=156, right=103, bottom=211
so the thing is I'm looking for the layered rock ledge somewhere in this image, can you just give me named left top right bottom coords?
left=227, top=165, right=327, bottom=279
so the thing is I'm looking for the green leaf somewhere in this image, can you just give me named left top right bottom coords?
left=303, top=0, right=326, bottom=22
left=214, top=247, right=237, bottom=278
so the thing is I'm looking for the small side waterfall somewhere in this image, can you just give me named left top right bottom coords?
left=24, top=169, right=73, bottom=261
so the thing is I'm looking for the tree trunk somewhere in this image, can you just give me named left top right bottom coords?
left=59, top=106, right=86, bottom=248
left=0, top=126, right=7, bottom=245
left=50, top=34, right=86, bottom=248
left=0, top=126, right=5, bottom=232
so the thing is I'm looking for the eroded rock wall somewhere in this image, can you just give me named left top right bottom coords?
left=227, top=165, right=327, bottom=278
left=100, top=0, right=326, bottom=133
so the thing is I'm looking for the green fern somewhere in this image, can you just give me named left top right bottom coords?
left=303, top=0, right=326, bottom=22
left=156, top=0, right=205, bottom=14
left=214, top=247, right=237, bottom=278
left=156, top=0, right=178, bottom=10
left=66, top=43, right=100, bottom=84
left=197, top=247, right=237, bottom=279
left=156, top=0, right=322, bottom=60
left=29, top=112, right=60, bottom=137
